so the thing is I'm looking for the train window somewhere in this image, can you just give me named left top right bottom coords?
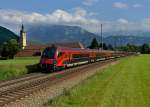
left=42, top=48, right=56, bottom=59
left=58, top=52, right=63, bottom=57
left=72, top=54, right=89, bottom=58
left=73, top=54, right=80, bottom=58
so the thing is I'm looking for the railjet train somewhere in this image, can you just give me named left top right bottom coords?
left=40, top=45, right=134, bottom=71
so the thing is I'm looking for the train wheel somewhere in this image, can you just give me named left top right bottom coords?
left=52, top=65, right=57, bottom=72
left=88, top=59, right=91, bottom=63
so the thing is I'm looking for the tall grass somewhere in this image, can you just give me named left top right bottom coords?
left=45, top=55, right=150, bottom=107
left=0, top=57, right=40, bottom=80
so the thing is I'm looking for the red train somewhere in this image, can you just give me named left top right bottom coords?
left=40, top=45, right=133, bottom=71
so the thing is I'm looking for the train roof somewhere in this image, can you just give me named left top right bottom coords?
left=46, top=46, right=114, bottom=53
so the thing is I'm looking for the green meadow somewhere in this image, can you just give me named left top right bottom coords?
left=0, top=57, right=40, bottom=80
left=46, top=55, right=150, bottom=107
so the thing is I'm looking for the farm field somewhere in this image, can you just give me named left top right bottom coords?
left=45, top=55, right=150, bottom=107
left=0, top=57, right=40, bottom=80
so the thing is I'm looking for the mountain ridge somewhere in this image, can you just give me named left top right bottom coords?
left=1, top=25, right=150, bottom=46
left=0, top=26, right=19, bottom=43
left=27, top=25, right=99, bottom=46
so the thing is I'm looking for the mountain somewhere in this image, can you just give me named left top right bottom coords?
left=26, top=25, right=150, bottom=46
left=103, top=31, right=150, bottom=37
left=27, top=25, right=99, bottom=46
left=0, top=26, right=19, bottom=43
left=103, top=36, right=150, bottom=46
left=1, top=24, right=150, bottom=47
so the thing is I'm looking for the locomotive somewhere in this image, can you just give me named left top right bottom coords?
left=40, top=45, right=131, bottom=71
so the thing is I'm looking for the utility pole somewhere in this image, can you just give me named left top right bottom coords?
left=101, top=24, right=103, bottom=51
left=114, top=36, right=117, bottom=52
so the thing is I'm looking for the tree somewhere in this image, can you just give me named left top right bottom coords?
left=126, top=44, right=137, bottom=52
left=99, top=43, right=109, bottom=50
left=1, top=39, right=20, bottom=59
left=103, top=43, right=108, bottom=50
left=116, top=44, right=140, bottom=52
left=140, top=43, right=150, bottom=54
left=107, top=44, right=113, bottom=50
left=0, top=44, right=2, bottom=56
left=89, top=38, right=99, bottom=49
left=8, top=39, right=20, bottom=59
left=1, top=42, right=9, bottom=58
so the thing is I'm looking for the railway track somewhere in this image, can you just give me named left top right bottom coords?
left=0, top=59, right=118, bottom=107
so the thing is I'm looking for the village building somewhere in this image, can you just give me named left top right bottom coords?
left=16, top=25, right=84, bottom=57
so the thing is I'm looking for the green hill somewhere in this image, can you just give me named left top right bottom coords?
left=0, top=26, right=19, bottom=43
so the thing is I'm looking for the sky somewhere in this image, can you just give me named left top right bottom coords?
left=0, top=0, right=150, bottom=33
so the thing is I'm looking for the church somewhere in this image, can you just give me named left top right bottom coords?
left=16, top=25, right=85, bottom=57
left=20, top=24, right=27, bottom=50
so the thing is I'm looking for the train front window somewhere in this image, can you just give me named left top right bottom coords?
left=42, top=48, right=56, bottom=59
left=58, top=52, right=63, bottom=57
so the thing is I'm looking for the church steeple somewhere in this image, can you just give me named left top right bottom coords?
left=21, top=24, right=24, bottom=32
left=20, top=24, right=27, bottom=50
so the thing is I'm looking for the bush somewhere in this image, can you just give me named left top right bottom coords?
left=1, top=39, right=20, bottom=59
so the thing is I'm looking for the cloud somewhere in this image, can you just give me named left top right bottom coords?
left=88, top=12, right=98, bottom=17
left=141, top=18, right=150, bottom=30
left=0, top=9, right=99, bottom=24
left=113, top=2, right=143, bottom=9
left=1, top=9, right=150, bottom=34
left=83, top=0, right=98, bottom=6
left=0, top=9, right=100, bottom=33
left=73, top=8, right=87, bottom=17
left=117, top=19, right=129, bottom=24
left=113, top=2, right=128, bottom=9
left=133, top=4, right=143, bottom=8
left=114, top=18, right=150, bottom=32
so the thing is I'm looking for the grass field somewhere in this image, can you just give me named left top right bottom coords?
left=0, top=57, right=40, bottom=65
left=45, top=55, right=150, bottom=107
left=0, top=57, right=40, bottom=80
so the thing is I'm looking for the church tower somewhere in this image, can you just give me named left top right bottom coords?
left=20, top=24, right=27, bottom=50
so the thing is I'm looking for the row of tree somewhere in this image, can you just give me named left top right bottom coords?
left=0, top=39, right=20, bottom=59
left=88, top=38, right=113, bottom=50
left=1, top=38, right=150, bottom=59
left=89, top=38, right=150, bottom=54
